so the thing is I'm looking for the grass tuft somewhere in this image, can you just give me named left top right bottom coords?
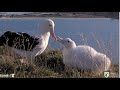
left=0, top=46, right=118, bottom=78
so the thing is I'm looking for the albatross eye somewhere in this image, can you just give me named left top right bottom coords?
left=67, top=40, right=70, bottom=43
left=49, top=24, right=51, bottom=26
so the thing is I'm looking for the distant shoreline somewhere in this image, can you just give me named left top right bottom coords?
left=0, top=12, right=119, bottom=19
left=0, top=17, right=113, bottom=20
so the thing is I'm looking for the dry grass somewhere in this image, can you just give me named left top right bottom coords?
left=0, top=46, right=119, bottom=78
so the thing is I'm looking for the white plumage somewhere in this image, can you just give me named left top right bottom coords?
left=57, top=36, right=111, bottom=74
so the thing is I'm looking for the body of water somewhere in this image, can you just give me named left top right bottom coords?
left=0, top=18, right=119, bottom=64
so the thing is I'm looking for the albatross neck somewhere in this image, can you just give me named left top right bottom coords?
left=41, top=31, right=50, bottom=42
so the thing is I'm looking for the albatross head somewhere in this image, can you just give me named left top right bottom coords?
left=57, top=36, right=76, bottom=48
left=43, top=19, right=57, bottom=41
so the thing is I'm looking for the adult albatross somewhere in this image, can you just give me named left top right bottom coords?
left=0, top=19, right=57, bottom=62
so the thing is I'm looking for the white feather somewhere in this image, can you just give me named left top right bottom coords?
left=57, top=36, right=111, bottom=74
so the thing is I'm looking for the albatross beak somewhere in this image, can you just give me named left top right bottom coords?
left=51, top=31, right=57, bottom=41
left=57, top=36, right=64, bottom=44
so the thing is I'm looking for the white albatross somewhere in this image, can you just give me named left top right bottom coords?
left=57, top=36, right=111, bottom=74
left=0, top=19, right=57, bottom=63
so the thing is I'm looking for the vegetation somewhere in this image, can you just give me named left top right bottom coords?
left=0, top=46, right=119, bottom=78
